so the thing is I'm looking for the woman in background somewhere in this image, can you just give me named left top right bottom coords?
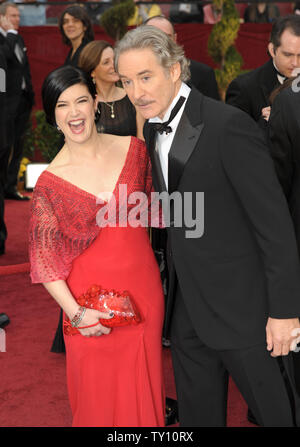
left=79, top=40, right=144, bottom=139
left=244, top=2, right=279, bottom=23
left=59, top=5, right=94, bottom=67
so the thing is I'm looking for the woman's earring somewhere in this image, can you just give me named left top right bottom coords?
left=95, top=106, right=100, bottom=122
left=92, top=77, right=96, bottom=85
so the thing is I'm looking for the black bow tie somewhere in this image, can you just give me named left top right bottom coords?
left=274, top=67, right=287, bottom=81
left=150, top=96, right=186, bottom=135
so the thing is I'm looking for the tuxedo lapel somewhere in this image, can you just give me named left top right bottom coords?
left=168, top=89, right=204, bottom=194
left=260, top=59, right=279, bottom=105
left=144, top=123, right=167, bottom=193
left=144, top=89, right=204, bottom=194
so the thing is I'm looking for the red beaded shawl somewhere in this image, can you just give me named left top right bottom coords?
left=29, top=137, right=154, bottom=284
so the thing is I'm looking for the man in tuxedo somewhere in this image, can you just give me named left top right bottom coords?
left=115, top=25, right=300, bottom=427
left=269, top=81, right=300, bottom=252
left=144, top=15, right=220, bottom=100
left=226, top=15, right=300, bottom=125
left=0, top=38, right=7, bottom=254
left=268, top=80, right=300, bottom=396
left=0, top=2, right=34, bottom=201
left=144, top=15, right=219, bottom=352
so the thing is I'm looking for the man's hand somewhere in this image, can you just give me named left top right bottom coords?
left=0, top=15, right=14, bottom=32
left=266, top=317, right=300, bottom=357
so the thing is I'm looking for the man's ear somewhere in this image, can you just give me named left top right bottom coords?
left=268, top=42, right=276, bottom=58
left=170, top=61, right=181, bottom=82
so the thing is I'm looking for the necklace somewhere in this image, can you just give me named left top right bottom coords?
left=102, top=101, right=115, bottom=119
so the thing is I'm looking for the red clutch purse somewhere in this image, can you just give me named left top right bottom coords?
left=64, top=284, right=141, bottom=336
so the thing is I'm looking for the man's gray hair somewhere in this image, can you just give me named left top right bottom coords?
left=0, top=2, right=18, bottom=15
left=114, top=25, right=190, bottom=82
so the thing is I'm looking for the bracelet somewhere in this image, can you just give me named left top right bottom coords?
left=78, top=320, right=101, bottom=330
left=71, top=306, right=86, bottom=327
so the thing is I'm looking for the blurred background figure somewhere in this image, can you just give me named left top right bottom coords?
left=84, top=0, right=110, bottom=25
left=0, top=2, right=34, bottom=201
left=58, top=5, right=94, bottom=67
left=145, top=15, right=220, bottom=99
left=294, top=2, right=300, bottom=15
left=244, top=1, right=280, bottom=23
left=169, top=0, right=204, bottom=23
left=15, top=0, right=46, bottom=26
left=203, top=2, right=223, bottom=24
left=0, top=26, right=7, bottom=253
left=127, top=0, right=162, bottom=26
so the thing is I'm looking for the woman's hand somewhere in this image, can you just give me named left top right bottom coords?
left=42, top=281, right=114, bottom=337
left=77, top=308, right=114, bottom=337
left=261, top=106, right=271, bottom=121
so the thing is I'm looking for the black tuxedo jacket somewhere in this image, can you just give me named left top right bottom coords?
left=188, top=59, right=220, bottom=100
left=0, top=31, right=34, bottom=111
left=0, top=44, right=7, bottom=151
left=144, top=88, right=300, bottom=350
left=268, top=87, right=300, bottom=253
left=225, top=58, right=279, bottom=123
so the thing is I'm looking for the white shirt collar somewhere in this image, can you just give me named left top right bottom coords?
left=273, top=61, right=286, bottom=85
left=149, top=82, right=191, bottom=124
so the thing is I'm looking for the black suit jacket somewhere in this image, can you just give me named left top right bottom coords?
left=144, top=87, right=300, bottom=350
left=0, top=44, right=7, bottom=151
left=188, top=59, right=220, bottom=100
left=64, top=37, right=93, bottom=68
left=268, top=86, right=300, bottom=253
left=0, top=31, right=34, bottom=111
left=225, top=58, right=279, bottom=123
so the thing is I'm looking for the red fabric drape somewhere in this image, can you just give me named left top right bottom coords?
left=21, top=23, right=272, bottom=110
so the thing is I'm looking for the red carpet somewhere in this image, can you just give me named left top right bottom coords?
left=0, top=196, right=254, bottom=427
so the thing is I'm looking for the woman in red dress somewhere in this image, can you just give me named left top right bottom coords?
left=29, top=66, right=165, bottom=427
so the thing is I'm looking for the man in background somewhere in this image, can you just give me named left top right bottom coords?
left=226, top=15, right=300, bottom=125
left=145, top=15, right=220, bottom=100
left=0, top=2, right=34, bottom=201
left=0, top=30, right=7, bottom=254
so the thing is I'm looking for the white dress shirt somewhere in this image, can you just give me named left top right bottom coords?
left=273, top=61, right=286, bottom=84
left=149, top=82, right=191, bottom=190
left=0, top=27, right=26, bottom=89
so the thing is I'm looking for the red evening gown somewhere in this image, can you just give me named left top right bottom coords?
left=29, top=137, right=165, bottom=427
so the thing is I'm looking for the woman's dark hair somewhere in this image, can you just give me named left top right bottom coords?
left=269, top=76, right=298, bottom=105
left=42, top=66, right=96, bottom=126
left=78, top=40, right=113, bottom=76
left=58, top=5, right=94, bottom=46
left=270, top=15, right=300, bottom=50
